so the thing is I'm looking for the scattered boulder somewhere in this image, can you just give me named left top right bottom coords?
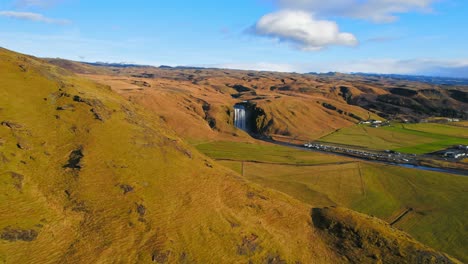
left=119, top=184, right=134, bottom=194
left=237, top=234, right=260, bottom=255
left=136, top=203, right=146, bottom=217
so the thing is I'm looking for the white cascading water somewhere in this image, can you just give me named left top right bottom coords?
left=234, top=105, right=247, bottom=131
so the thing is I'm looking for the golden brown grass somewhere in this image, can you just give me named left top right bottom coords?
left=1, top=48, right=343, bottom=263
left=2, top=48, right=462, bottom=263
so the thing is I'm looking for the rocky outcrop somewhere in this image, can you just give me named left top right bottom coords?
left=311, top=207, right=460, bottom=264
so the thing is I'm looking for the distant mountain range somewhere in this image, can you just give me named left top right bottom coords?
left=83, top=62, right=207, bottom=70
left=349, top=73, right=468, bottom=86
left=306, top=72, right=468, bottom=86
left=83, top=62, right=468, bottom=86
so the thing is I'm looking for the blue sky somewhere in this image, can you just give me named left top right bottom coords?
left=0, top=0, right=467, bottom=77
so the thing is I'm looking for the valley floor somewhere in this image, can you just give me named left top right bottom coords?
left=196, top=140, right=468, bottom=262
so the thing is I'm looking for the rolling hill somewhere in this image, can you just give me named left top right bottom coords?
left=0, top=48, right=464, bottom=263
left=46, top=58, right=468, bottom=144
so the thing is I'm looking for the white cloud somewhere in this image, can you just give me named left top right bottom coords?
left=14, top=0, right=62, bottom=8
left=276, top=0, right=436, bottom=22
left=0, top=11, right=70, bottom=24
left=254, top=10, right=358, bottom=51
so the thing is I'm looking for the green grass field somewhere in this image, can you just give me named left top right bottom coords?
left=195, top=141, right=352, bottom=164
left=197, top=141, right=468, bottom=262
left=318, top=123, right=468, bottom=154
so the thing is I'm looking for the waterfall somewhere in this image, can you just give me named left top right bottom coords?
left=234, top=105, right=247, bottom=131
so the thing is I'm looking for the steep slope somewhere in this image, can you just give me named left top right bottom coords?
left=1, top=48, right=337, bottom=263
left=0, top=48, right=459, bottom=263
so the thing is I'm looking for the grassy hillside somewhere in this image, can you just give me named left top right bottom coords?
left=319, top=123, right=468, bottom=154
left=196, top=141, right=468, bottom=262
left=1, top=48, right=461, bottom=263
left=0, top=48, right=339, bottom=263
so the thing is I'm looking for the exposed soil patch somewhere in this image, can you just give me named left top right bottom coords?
left=246, top=191, right=268, bottom=200
left=131, top=73, right=155, bottom=78
left=119, top=184, right=134, bottom=194
left=64, top=147, right=84, bottom=170
left=73, top=96, right=111, bottom=121
left=237, top=233, right=260, bottom=255
left=136, top=203, right=146, bottom=217
left=1, top=121, right=22, bottom=129
left=152, top=250, right=170, bottom=263
left=1, top=227, right=38, bottom=242
left=71, top=200, right=89, bottom=212
left=10, top=172, right=24, bottom=191
left=131, top=80, right=151, bottom=88
left=56, top=104, right=75, bottom=111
